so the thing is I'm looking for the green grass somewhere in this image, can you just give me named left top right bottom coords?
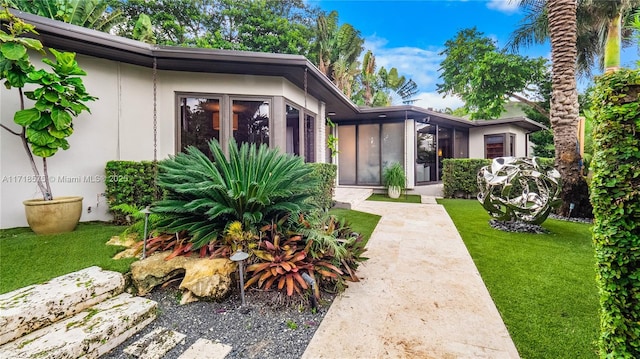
left=438, top=199, right=599, bottom=359
left=0, top=222, right=135, bottom=294
left=0, top=210, right=380, bottom=295
left=329, top=208, right=381, bottom=244
left=367, top=193, right=421, bottom=203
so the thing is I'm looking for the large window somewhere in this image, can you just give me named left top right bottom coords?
left=357, top=124, right=380, bottom=185
left=233, top=99, right=270, bottom=147
left=179, top=96, right=220, bottom=156
left=338, top=122, right=405, bottom=186
left=338, top=125, right=356, bottom=185
left=304, top=114, right=315, bottom=162
left=286, top=104, right=300, bottom=156
left=485, top=133, right=515, bottom=159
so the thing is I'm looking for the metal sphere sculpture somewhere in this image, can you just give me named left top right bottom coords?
left=477, top=157, right=561, bottom=225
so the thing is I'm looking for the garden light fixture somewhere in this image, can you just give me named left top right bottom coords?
left=230, top=250, right=250, bottom=308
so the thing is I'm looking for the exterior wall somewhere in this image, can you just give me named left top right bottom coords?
left=1, top=54, right=121, bottom=228
left=0, top=55, right=325, bottom=229
left=468, top=125, right=530, bottom=159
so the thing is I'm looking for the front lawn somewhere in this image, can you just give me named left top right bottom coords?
left=0, top=222, right=133, bottom=294
left=439, top=199, right=599, bottom=359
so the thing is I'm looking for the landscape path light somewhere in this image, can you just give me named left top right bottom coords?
left=230, top=250, right=250, bottom=309
left=140, top=207, right=152, bottom=259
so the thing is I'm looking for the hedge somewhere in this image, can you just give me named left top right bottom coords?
left=104, top=161, right=161, bottom=223
left=308, top=163, right=337, bottom=211
left=441, top=159, right=490, bottom=198
left=589, top=69, right=640, bottom=358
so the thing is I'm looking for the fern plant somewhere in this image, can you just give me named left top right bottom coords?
left=152, top=139, right=319, bottom=249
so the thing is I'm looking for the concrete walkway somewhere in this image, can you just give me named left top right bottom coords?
left=302, top=193, right=519, bottom=358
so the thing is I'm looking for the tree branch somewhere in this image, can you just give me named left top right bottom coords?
left=0, top=123, right=21, bottom=136
left=509, top=92, right=549, bottom=118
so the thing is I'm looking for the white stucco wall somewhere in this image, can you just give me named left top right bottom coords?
left=468, top=125, right=531, bottom=159
left=0, top=54, right=325, bottom=229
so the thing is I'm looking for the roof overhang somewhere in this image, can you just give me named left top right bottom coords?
left=4, top=9, right=546, bottom=134
left=6, top=9, right=359, bottom=117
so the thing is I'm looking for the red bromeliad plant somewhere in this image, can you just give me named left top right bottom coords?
left=244, top=221, right=344, bottom=297
left=245, top=229, right=312, bottom=297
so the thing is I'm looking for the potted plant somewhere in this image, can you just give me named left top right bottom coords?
left=383, top=162, right=406, bottom=199
left=0, top=9, right=96, bottom=234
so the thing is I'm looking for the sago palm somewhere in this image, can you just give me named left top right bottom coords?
left=153, top=139, right=319, bottom=249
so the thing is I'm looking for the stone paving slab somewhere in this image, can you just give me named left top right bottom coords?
left=0, top=266, right=125, bottom=345
left=124, top=327, right=186, bottom=359
left=177, top=338, right=232, bottom=359
left=302, top=200, right=519, bottom=359
left=0, top=293, right=157, bottom=359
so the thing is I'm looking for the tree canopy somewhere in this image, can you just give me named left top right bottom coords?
left=437, top=28, right=549, bottom=120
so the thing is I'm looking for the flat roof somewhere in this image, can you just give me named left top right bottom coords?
left=7, top=9, right=544, bottom=132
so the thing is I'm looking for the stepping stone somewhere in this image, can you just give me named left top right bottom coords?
left=178, top=338, right=232, bottom=359
left=0, top=293, right=157, bottom=359
left=124, top=327, right=186, bottom=359
left=0, top=266, right=125, bottom=345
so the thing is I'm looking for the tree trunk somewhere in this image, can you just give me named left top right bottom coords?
left=547, top=0, right=592, bottom=217
left=604, top=13, right=622, bottom=73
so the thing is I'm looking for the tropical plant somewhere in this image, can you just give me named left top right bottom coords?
left=508, top=0, right=640, bottom=76
left=152, top=138, right=319, bottom=249
left=110, top=203, right=163, bottom=239
left=382, top=162, right=406, bottom=190
left=245, top=227, right=314, bottom=297
left=589, top=68, right=640, bottom=358
left=245, top=218, right=345, bottom=297
left=7, top=0, right=123, bottom=32
left=546, top=0, right=593, bottom=218
left=0, top=8, right=97, bottom=200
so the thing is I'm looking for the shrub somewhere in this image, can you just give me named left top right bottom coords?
left=105, top=161, right=161, bottom=223
left=152, top=139, right=319, bottom=249
left=382, top=162, right=406, bottom=190
left=307, top=163, right=337, bottom=211
left=589, top=69, right=640, bottom=358
left=442, top=159, right=490, bottom=198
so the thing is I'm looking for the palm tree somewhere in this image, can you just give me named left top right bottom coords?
left=509, top=0, right=640, bottom=76
left=546, top=0, right=592, bottom=217
left=313, top=10, right=364, bottom=83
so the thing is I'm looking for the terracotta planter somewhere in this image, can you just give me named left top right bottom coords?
left=388, top=186, right=401, bottom=199
left=23, top=196, right=83, bottom=235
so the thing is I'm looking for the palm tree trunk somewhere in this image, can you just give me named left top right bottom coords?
left=604, top=12, right=622, bottom=73
left=548, top=0, right=592, bottom=217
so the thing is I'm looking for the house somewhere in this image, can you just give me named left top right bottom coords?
left=0, top=10, right=545, bottom=229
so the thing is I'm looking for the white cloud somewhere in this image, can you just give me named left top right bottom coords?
left=363, top=36, right=444, bottom=91
left=413, top=92, right=464, bottom=112
left=359, top=35, right=465, bottom=111
left=486, top=0, right=519, bottom=14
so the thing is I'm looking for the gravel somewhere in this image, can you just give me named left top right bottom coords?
left=489, top=213, right=593, bottom=234
left=102, top=282, right=335, bottom=359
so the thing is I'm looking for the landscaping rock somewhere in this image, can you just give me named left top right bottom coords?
left=489, top=219, right=549, bottom=233
left=131, top=252, right=236, bottom=303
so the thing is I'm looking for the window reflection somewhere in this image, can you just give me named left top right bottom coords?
left=304, top=114, right=315, bottom=162
left=233, top=100, right=270, bottom=147
left=286, top=104, right=300, bottom=155
left=180, top=97, right=220, bottom=157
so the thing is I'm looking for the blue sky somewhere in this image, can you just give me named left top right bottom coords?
left=309, top=0, right=640, bottom=110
